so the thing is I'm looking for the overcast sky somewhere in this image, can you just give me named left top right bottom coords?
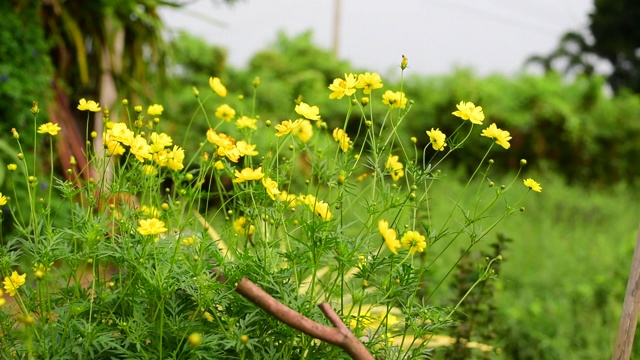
left=160, top=0, right=594, bottom=76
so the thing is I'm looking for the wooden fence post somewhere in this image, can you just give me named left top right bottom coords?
left=613, top=226, right=640, bottom=360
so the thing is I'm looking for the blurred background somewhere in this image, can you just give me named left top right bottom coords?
left=2, top=0, right=640, bottom=358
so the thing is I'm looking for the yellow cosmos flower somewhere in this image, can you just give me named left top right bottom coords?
left=166, top=145, right=185, bottom=171
left=328, top=73, right=357, bottom=99
left=382, top=90, right=408, bottom=109
left=209, top=76, right=228, bottom=97
left=3, top=271, right=26, bottom=296
left=378, top=220, right=401, bottom=255
left=294, top=102, right=321, bottom=120
left=426, top=128, right=447, bottom=151
left=0, top=193, right=7, bottom=206
left=147, top=104, right=164, bottom=116
left=278, top=190, right=298, bottom=207
left=207, top=129, right=240, bottom=162
left=293, top=120, right=313, bottom=142
left=523, top=178, right=542, bottom=193
left=129, top=135, right=153, bottom=162
left=452, top=101, right=485, bottom=125
left=299, top=194, right=333, bottom=221
left=356, top=72, right=384, bottom=94
left=215, top=104, right=236, bottom=122
left=105, top=137, right=126, bottom=156
left=233, top=216, right=255, bottom=235
left=37, top=122, right=62, bottom=136
left=7, top=164, right=17, bottom=171
left=149, top=132, right=173, bottom=152
left=401, top=230, right=427, bottom=254
left=77, top=98, right=101, bottom=112
left=275, top=119, right=302, bottom=137
left=481, top=123, right=512, bottom=149
left=385, top=155, right=404, bottom=181
left=236, top=116, right=258, bottom=130
left=109, top=122, right=134, bottom=146
left=235, top=141, right=258, bottom=157
left=214, top=160, right=225, bottom=171
left=262, top=177, right=280, bottom=200
left=137, top=218, right=168, bottom=236
left=332, top=128, right=350, bottom=152
left=233, top=166, right=264, bottom=183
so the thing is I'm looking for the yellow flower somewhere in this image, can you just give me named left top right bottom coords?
left=299, top=194, right=333, bottom=221
left=523, top=178, right=542, bottom=193
left=77, top=98, right=101, bottom=112
left=137, top=218, right=168, bottom=236
left=233, top=166, right=264, bottom=183
left=109, top=122, right=134, bottom=146
left=452, top=101, right=485, bottom=125
left=105, top=137, right=126, bottom=156
left=147, top=104, right=164, bottom=116
left=166, top=145, right=185, bottom=171
left=356, top=72, right=384, bottom=94
left=295, top=102, right=321, bottom=120
left=142, top=164, right=158, bottom=175
left=207, top=129, right=240, bottom=162
left=7, top=164, right=17, bottom=171
left=278, top=190, right=298, bottom=207
left=215, top=104, right=236, bottom=122
left=401, top=230, right=427, bottom=254
left=235, top=141, right=259, bottom=157
left=130, top=135, right=152, bottom=162
left=262, top=177, right=281, bottom=200
left=149, top=132, right=173, bottom=152
left=332, top=128, right=350, bottom=152
left=209, top=77, right=228, bottom=97
left=328, top=73, right=357, bottom=99
left=236, top=116, right=258, bottom=130
left=0, top=193, right=8, bottom=206
left=481, top=123, right=512, bottom=149
left=382, top=90, right=408, bottom=109
left=378, top=220, right=401, bottom=255
left=214, top=160, right=225, bottom=171
left=37, top=122, right=62, bottom=136
left=293, top=120, right=313, bottom=142
left=233, top=216, right=255, bottom=235
left=275, top=119, right=302, bottom=137
left=426, top=128, right=447, bottom=151
left=3, top=271, right=26, bottom=296
left=385, top=155, right=404, bottom=181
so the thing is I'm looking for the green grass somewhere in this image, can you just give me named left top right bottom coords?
left=426, top=171, right=640, bottom=359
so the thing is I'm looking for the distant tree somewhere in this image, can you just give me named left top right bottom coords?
left=526, top=0, right=640, bottom=93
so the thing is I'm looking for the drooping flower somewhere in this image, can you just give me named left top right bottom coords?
left=481, top=123, right=512, bottom=149
left=401, top=230, right=427, bottom=254
left=382, top=90, right=408, bottom=109
left=293, top=120, right=313, bottom=142
left=3, top=271, right=26, bottom=296
left=275, top=119, right=302, bottom=137
left=37, top=122, right=61, bottom=136
left=235, top=141, right=259, bottom=157
left=147, top=104, right=164, bottom=116
left=523, top=178, right=542, bottom=193
left=215, top=104, right=236, bottom=122
left=426, top=128, right=447, bottom=151
left=295, top=102, right=321, bottom=120
left=209, top=77, right=227, bottom=97
left=137, top=218, right=168, bottom=236
left=233, top=167, right=264, bottom=183
left=262, top=177, right=281, bottom=200
left=0, top=193, right=7, bottom=206
left=236, top=116, right=258, bottom=130
left=332, top=128, right=350, bottom=152
left=385, top=155, right=404, bottom=181
left=233, top=216, right=255, bottom=235
left=328, top=73, right=357, bottom=99
left=378, top=220, right=401, bottom=255
left=129, top=135, right=152, bottom=162
left=356, top=72, right=384, bottom=94
left=77, top=98, right=101, bottom=112
left=452, top=101, right=485, bottom=125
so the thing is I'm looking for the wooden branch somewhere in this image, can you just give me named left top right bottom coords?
left=613, top=226, right=640, bottom=360
left=218, top=274, right=373, bottom=360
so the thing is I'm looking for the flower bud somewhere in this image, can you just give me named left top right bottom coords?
left=400, top=55, right=408, bottom=70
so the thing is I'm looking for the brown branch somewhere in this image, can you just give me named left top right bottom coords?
left=613, top=225, right=640, bottom=360
left=219, top=275, right=373, bottom=360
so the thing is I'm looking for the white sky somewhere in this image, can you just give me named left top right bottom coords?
left=160, top=0, right=594, bottom=76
